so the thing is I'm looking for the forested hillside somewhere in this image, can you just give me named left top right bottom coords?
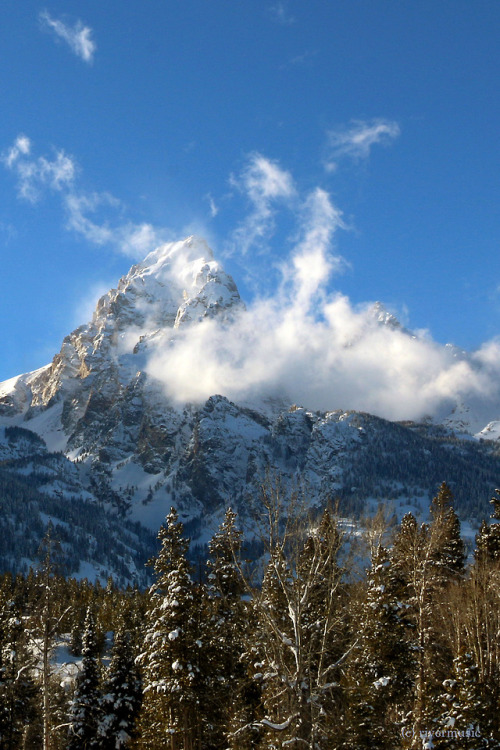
left=1, top=482, right=499, bottom=748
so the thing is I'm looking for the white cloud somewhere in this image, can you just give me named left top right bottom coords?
left=64, top=192, right=116, bottom=245
left=145, top=155, right=500, bottom=422
left=1, top=137, right=76, bottom=202
left=118, top=222, right=168, bottom=257
left=147, top=266, right=499, bottom=422
left=40, top=10, right=96, bottom=64
left=3, top=134, right=31, bottom=168
left=64, top=193, right=168, bottom=257
left=324, top=119, right=401, bottom=172
left=205, top=193, right=219, bottom=218
left=230, top=153, right=296, bottom=255
left=269, top=2, right=295, bottom=25
left=1, top=135, right=167, bottom=258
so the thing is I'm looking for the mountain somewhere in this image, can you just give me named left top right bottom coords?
left=1, top=236, right=499, bottom=582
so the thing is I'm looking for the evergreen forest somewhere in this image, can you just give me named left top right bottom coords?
left=1, top=482, right=499, bottom=749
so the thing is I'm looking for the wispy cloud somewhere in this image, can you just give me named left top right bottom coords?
left=324, top=119, right=401, bottom=172
left=229, top=153, right=296, bottom=255
left=146, top=160, right=499, bottom=421
left=280, top=50, right=318, bottom=70
left=205, top=193, right=219, bottom=218
left=3, top=134, right=31, bottom=168
left=143, top=153, right=500, bottom=422
left=268, top=2, right=295, bottom=25
left=1, top=135, right=167, bottom=257
left=1, top=136, right=76, bottom=202
left=39, top=10, right=96, bottom=64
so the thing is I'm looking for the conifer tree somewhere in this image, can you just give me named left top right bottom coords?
left=474, top=489, right=500, bottom=566
left=254, top=506, right=347, bottom=749
left=392, top=486, right=466, bottom=748
left=97, top=623, right=142, bottom=749
left=0, top=595, right=38, bottom=749
left=203, top=508, right=247, bottom=749
left=430, top=482, right=466, bottom=579
left=136, top=507, right=201, bottom=750
left=340, top=544, right=413, bottom=750
left=435, top=647, right=486, bottom=749
left=32, top=523, right=68, bottom=750
left=67, top=606, right=102, bottom=750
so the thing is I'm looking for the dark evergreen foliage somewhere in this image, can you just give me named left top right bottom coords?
left=67, top=607, right=102, bottom=749
left=0, top=486, right=498, bottom=748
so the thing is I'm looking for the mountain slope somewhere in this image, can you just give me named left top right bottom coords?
left=1, top=236, right=499, bottom=581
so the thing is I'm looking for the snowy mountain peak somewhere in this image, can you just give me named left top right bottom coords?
left=369, top=301, right=401, bottom=329
left=92, top=235, right=239, bottom=332
left=123, top=235, right=214, bottom=289
left=0, top=237, right=243, bottom=419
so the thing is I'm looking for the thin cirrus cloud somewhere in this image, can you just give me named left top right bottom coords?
left=39, top=10, right=96, bottom=64
left=1, top=134, right=76, bottom=202
left=229, top=152, right=296, bottom=256
left=1, top=135, right=167, bottom=258
left=268, top=2, right=295, bottom=25
left=324, top=119, right=401, bottom=172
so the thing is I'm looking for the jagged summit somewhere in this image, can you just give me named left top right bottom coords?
left=0, top=236, right=243, bottom=422
left=1, top=236, right=500, bottom=582
left=369, top=301, right=402, bottom=329
left=92, top=235, right=242, bottom=332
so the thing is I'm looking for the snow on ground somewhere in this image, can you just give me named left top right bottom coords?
left=74, top=560, right=112, bottom=585
left=21, top=400, right=68, bottom=453
left=475, top=421, right=500, bottom=441
left=0, top=374, right=23, bottom=396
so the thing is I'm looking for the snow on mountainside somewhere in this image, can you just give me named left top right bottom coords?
left=1, top=236, right=499, bottom=582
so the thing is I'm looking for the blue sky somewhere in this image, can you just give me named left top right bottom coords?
left=1, top=0, right=499, bottom=383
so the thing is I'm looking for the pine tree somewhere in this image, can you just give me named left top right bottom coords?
left=340, top=544, right=413, bottom=750
left=0, top=595, right=38, bottom=749
left=430, top=482, right=466, bottom=579
left=435, top=648, right=486, bottom=749
left=203, top=508, right=247, bottom=749
left=32, top=522, right=68, bottom=750
left=392, top=487, right=466, bottom=748
left=474, top=489, right=500, bottom=566
left=136, top=508, right=201, bottom=750
left=253, top=507, right=347, bottom=749
left=67, top=606, right=102, bottom=749
left=97, top=623, right=142, bottom=749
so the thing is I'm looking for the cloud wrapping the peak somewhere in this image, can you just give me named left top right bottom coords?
left=325, top=118, right=400, bottom=172
left=40, top=10, right=96, bottom=63
left=145, top=179, right=500, bottom=422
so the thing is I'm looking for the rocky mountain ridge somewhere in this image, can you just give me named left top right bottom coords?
left=1, top=236, right=499, bottom=582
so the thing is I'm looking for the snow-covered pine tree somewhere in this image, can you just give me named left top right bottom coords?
left=435, top=647, right=487, bottom=749
left=67, top=606, right=102, bottom=750
left=340, top=544, right=413, bottom=750
left=429, top=482, right=466, bottom=579
left=0, top=594, right=38, bottom=749
left=474, top=489, right=500, bottom=566
left=254, top=507, right=347, bottom=749
left=392, top=486, right=467, bottom=749
left=97, top=623, right=142, bottom=749
left=203, top=508, right=247, bottom=749
left=135, top=507, right=201, bottom=750
left=462, top=489, right=500, bottom=747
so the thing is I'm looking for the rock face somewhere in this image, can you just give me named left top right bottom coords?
left=1, top=236, right=499, bottom=581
